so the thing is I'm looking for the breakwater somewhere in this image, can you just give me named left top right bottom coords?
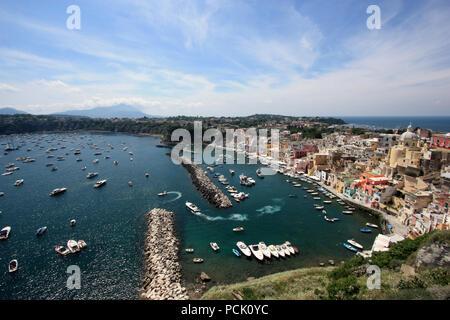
left=141, top=208, right=189, bottom=300
left=180, top=158, right=233, bottom=208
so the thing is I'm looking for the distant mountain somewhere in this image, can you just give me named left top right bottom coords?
left=0, top=107, right=28, bottom=115
left=52, top=104, right=159, bottom=118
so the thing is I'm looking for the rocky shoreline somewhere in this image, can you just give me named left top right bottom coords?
left=140, top=208, right=189, bottom=300
left=181, top=158, right=233, bottom=208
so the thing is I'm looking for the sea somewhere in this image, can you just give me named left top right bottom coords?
left=341, top=116, right=450, bottom=132
left=0, top=133, right=378, bottom=299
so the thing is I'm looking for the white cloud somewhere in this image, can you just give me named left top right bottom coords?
left=0, top=82, right=20, bottom=92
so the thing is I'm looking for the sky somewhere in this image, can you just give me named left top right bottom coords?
left=0, top=0, right=450, bottom=117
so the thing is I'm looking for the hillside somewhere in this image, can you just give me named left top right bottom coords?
left=0, top=107, right=28, bottom=115
left=52, top=104, right=156, bottom=118
left=202, top=231, right=450, bottom=300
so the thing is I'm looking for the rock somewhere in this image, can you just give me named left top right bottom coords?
left=401, top=264, right=416, bottom=277
left=415, top=242, right=450, bottom=269
left=200, top=272, right=211, bottom=282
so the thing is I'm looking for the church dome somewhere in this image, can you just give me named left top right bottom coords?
left=400, top=123, right=418, bottom=142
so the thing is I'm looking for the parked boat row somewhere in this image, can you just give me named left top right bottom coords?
left=236, top=241, right=298, bottom=261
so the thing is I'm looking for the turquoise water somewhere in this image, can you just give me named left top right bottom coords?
left=0, top=133, right=378, bottom=299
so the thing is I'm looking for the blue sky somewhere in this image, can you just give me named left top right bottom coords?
left=0, top=0, right=449, bottom=116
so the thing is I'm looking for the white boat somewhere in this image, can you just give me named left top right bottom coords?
left=93, top=179, right=107, bottom=188
left=236, top=241, right=252, bottom=257
left=0, top=226, right=11, bottom=240
left=128, top=181, right=133, bottom=187
left=366, top=223, right=378, bottom=228
left=281, top=244, right=291, bottom=256
left=249, top=244, right=264, bottom=261
left=77, top=240, right=87, bottom=249
left=157, top=191, right=168, bottom=196
left=67, top=240, right=80, bottom=253
left=210, top=242, right=220, bottom=251
left=232, top=227, right=244, bottom=232
left=185, top=201, right=200, bottom=213
left=70, top=219, right=76, bottom=226
left=36, top=226, right=47, bottom=236
left=86, top=172, right=98, bottom=179
left=49, top=187, right=67, bottom=196
left=55, top=246, right=70, bottom=256
left=8, top=259, right=18, bottom=273
left=347, top=239, right=364, bottom=250
left=276, top=245, right=286, bottom=258
left=285, top=241, right=295, bottom=255
left=268, top=245, right=279, bottom=258
left=258, top=242, right=271, bottom=259
left=13, top=179, right=24, bottom=186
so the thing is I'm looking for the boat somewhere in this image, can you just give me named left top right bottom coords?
left=157, top=191, right=168, bottom=196
left=323, top=200, right=332, bottom=204
left=233, top=227, right=244, bottom=232
left=259, top=242, right=271, bottom=258
left=51, top=167, right=58, bottom=171
left=93, top=159, right=99, bottom=164
left=229, top=169, right=235, bottom=175
left=1, top=172, right=13, bottom=176
left=232, top=249, right=241, bottom=257
left=322, top=210, right=327, bottom=214
left=249, top=244, right=264, bottom=261
left=93, top=179, right=107, bottom=188
left=55, top=246, right=70, bottom=256
left=315, top=206, right=325, bottom=210
left=67, top=240, right=80, bottom=253
left=360, top=228, right=372, bottom=233
left=128, top=181, right=133, bottom=187
left=8, top=260, right=18, bottom=273
left=268, top=245, right=279, bottom=258
left=145, top=173, right=150, bottom=177
left=313, top=197, right=321, bottom=200
left=293, top=246, right=299, bottom=254
left=256, top=169, right=264, bottom=179
left=342, top=210, right=353, bottom=215
left=36, top=226, right=47, bottom=236
left=281, top=244, right=291, bottom=256
left=0, top=226, right=11, bottom=240
left=236, top=241, right=252, bottom=257
left=49, top=187, right=67, bottom=196
left=347, top=239, right=364, bottom=250
left=343, top=243, right=358, bottom=253
left=285, top=241, right=295, bottom=255
left=13, top=179, right=24, bottom=186
left=288, top=194, right=297, bottom=198
left=366, top=223, right=378, bottom=228
left=77, top=240, right=87, bottom=249
left=276, top=245, right=286, bottom=258
left=81, top=166, right=87, bottom=171
left=185, top=201, right=200, bottom=213
left=86, top=172, right=98, bottom=179
left=70, top=219, right=76, bottom=226
left=210, top=242, right=220, bottom=251
left=114, top=160, right=119, bottom=165
left=193, top=258, right=204, bottom=263
left=185, top=248, right=194, bottom=253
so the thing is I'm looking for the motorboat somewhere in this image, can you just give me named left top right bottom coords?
left=281, top=244, right=291, bottom=256
left=86, top=172, right=98, bottom=179
left=232, top=249, right=241, bottom=257
left=145, top=173, right=150, bottom=177
left=51, top=167, right=58, bottom=171
left=236, top=241, right=252, bottom=257
left=249, top=244, right=264, bottom=261
left=55, top=245, right=70, bottom=256
left=347, top=239, right=364, bottom=250
left=232, top=227, right=244, bottom=232
left=93, top=179, right=107, bottom=188
left=36, top=226, right=47, bottom=236
left=342, top=210, right=353, bottom=215
left=67, top=240, right=80, bottom=253
left=128, top=181, right=133, bottom=187
left=343, top=243, right=358, bottom=253
left=93, top=159, right=99, bottom=164
left=157, top=191, right=168, bottom=196
left=81, top=166, right=87, bottom=171
left=0, top=226, right=11, bottom=240
left=276, top=245, right=286, bottom=258
left=229, top=169, right=235, bottom=175
left=256, top=169, right=264, bottom=179
left=13, top=179, right=24, bottom=186
left=366, top=223, right=378, bottom=228
left=285, top=241, right=295, bottom=255
left=193, top=258, right=204, bottom=263
left=185, top=248, right=194, bottom=253
left=70, top=219, right=76, bottom=226
left=210, top=242, right=220, bottom=251
left=323, top=200, right=332, bottom=204
left=49, top=187, right=67, bottom=196
left=258, top=242, right=271, bottom=259
left=322, top=210, right=327, bottom=214
left=360, top=228, right=372, bottom=233
left=315, top=206, right=325, bottom=210
left=8, top=260, right=18, bottom=273
left=293, top=247, right=299, bottom=254
left=114, top=160, right=119, bottom=165
left=185, top=201, right=200, bottom=213
left=77, top=240, right=87, bottom=249
left=268, top=245, right=279, bottom=258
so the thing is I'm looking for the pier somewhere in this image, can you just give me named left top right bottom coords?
left=180, top=157, right=233, bottom=208
left=141, top=208, right=189, bottom=300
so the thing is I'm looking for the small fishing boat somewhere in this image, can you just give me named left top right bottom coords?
left=158, top=191, right=168, bottom=196
left=343, top=243, right=358, bottom=252
left=250, top=244, right=264, bottom=261
left=276, top=245, right=286, bottom=258
left=8, top=260, right=18, bottom=273
left=313, top=197, right=321, bottom=200
left=236, top=241, right=252, bottom=257
left=93, top=179, right=107, bottom=188
left=347, top=239, right=363, bottom=250
left=114, top=160, right=119, bottom=165
left=256, top=169, right=264, bottom=179
left=86, top=172, right=98, bottom=179
left=13, top=179, right=24, bottom=186
left=281, top=244, right=291, bottom=256
left=145, top=173, right=150, bottom=177
left=185, top=201, right=200, bottom=213
left=0, top=226, right=11, bottom=240
left=232, top=249, right=241, bottom=257
left=268, top=245, right=279, bottom=258
left=342, top=210, right=353, bottom=215
left=67, top=240, right=80, bottom=253
left=51, top=167, right=58, bottom=171
left=322, top=210, right=327, bottom=214
left=93, top=159, right=99, bottom=164
left=233, top=227, right=244, bottom=232
left=293, top=246, right=299, bottom=254
left=185, top=248, right=194, bottom=253
left=77, top=240, right=87, bottom=249
left=285, top=241, right=295, bottom=255
left=81, top=166, right=87, bottom=171
left=70, top=219, right=76, bottom=226
left=128, top=181, right=133, bottom=187
left=49, top=187, right=67, bottom=196
left=210, top=242, right=220, bottom=251
left=36, top=226, right=47, bottom=236
left=259, top=242, right=271, bottom=259
left=315, top=206, right=325, bottom=210
left=360, top=228, right=372, bottom=233
left=323, top=200, right=332, bottom=204
left=193, top=258, right=204, bottom=263
left=366, top=223, right=378, bottom=228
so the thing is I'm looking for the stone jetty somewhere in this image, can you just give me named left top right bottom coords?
left=141, top=208, right=189, bottom=300
left=180, top=157, right=233, bottom=208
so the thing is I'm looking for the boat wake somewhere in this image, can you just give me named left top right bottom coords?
left=164, top=191, right=182, bottom=202
left=193, top=212, right=248, bottom=222
left=256, top=205, right=282, bottom=216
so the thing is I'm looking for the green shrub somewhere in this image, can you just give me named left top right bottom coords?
left=397, top=277, right=426, bottom=290
left=327, top=276, right=360, bottom=300
left=423, top=269, right=450, bottom=286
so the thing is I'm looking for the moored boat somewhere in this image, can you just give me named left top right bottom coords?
left=0, top=226, right=11, bottom=240
left=185, top=248, right=194, bottom=253
left=285, top=241, right=295, bottom=255
left=36, top=226, right=47, bottom=236
left=77, top=240, right=87, bottom=249
left=268, top=245, right=279, bottom=258
left=210, top=242, right=220, bottom=251
left=193, top=258, right=204, bottom=263
left=366, top=223, right=378, bottom=228
left=342, top=210, right=353, bottom=215
left=343, top=243, right=358, bottom=252
left=13, top=179, right=24, bottom=186
left=236, top=241, right=252, bottom=257
left=49, top=187, right=67, bottom=196
left=360, top=228, right=372, bottom=233
left=259, top=242, right=271, bottom=259
left=281, top=244, right=291, bottom=256
left=67, top=240, right=80, bottom=253
left=232, top=249, right=241, bottom=257
left=8, top=260, right=18, bottom=273
left=276, top=245, right=286, bottom=258
left=347, top=239, right=364, bottom=250
left=55, top=245, right=70, bottom=256
left=93, top=179, right=107, bottom=188
left=249, top=244, right=264, bottom=261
